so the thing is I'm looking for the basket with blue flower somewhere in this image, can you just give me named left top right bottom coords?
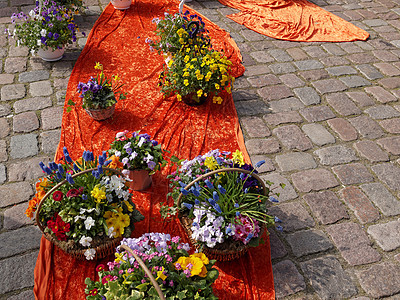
left=27, top=147, right=144, bottom=260
left=161, top=149, right=281, bottom=261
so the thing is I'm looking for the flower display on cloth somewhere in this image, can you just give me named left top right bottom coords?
left=162, top=149, right=282, bottom=249
left=27, top=147, right=144, bottom=260
left=108, top=130, right=167, bottom=174
left=85, top=233, right=219, bottom=299
left=6, top=0, right=82, bottom=53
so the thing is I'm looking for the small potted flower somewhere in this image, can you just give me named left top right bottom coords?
left=158, top=46, right=235, bottom=106
left=26, top=147, right=144, bottom=260
left=68, top=62, right=127, bottom=120
left=85, top=233, right=219, bottom=299
left=161, top=150, right=282, bottom=261
left=146, top=10, right=211, bottom=59
left=6, top=0, right=82, bottom=61
left=107, top=130, right=168, bottom=191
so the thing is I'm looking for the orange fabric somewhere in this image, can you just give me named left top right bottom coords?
left=217, top=0, right=369, bottom=42
left=33, top=0, right=275, bottom=299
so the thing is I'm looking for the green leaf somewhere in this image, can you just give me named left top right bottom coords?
left=128, top=290, right=144, bottom=300
left=177, top=290, right=187, bottom=300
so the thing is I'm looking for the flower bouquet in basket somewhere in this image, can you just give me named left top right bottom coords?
left=85, top=233, right=219, bottom=299
left=67, top=62, right=127, bottom=120
left=146, top=10, right=211, bottom=57
left=107, top=130, right=168, bottom=191
left=26, top=147, right=144, bottom=260
left=161, top=149, right=282, bottom=261
left=6, top=0, right=82, bottom=59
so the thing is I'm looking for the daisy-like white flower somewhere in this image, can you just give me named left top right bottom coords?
left=79, top=236, right=92, bottom=247
left=84, top=248, right=96, bottom=260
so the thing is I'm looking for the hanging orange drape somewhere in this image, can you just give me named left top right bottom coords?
left=33, top=0, right=275, bottom=299
left=217, top=0, right=369, bottom=42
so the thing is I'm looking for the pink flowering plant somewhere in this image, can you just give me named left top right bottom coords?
left=85, top=233, right=219, bottom=299
left=161, top=150, right=282, bottom=250
left=6, top=0, right=81, bottom=53
left=107, top=130, right=168, bottom=175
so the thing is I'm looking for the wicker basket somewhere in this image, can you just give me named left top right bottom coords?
left=36, top=167, right=127, bottom=260
left=177, top=167, right=268, bottom=261
left=120, top=244, right=165, bottom=299
left=85, top=103, right=115, bottom=121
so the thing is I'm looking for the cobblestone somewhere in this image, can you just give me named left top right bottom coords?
left=4, top=57, right=27, bottom=73
left=18, top=70, right=50, bottom=83
left=0, top=164, right=5, bottom=184
left=247, top=74, right=280, bottom=88
left=294, top=60, right=324, bottom=70
left=8, top=156, right=50, bottom=182
left=235, top=100, right=270, bottom=116
left=312, top=78, right=347, bottom=94
left=272, top=125, right=312, bottom=151
left=29, top=80, right=53, bottom=97
left=293, top=87, right=320, bottom=105
left=268, top=97, right=305, bottom=113
left=365, top=86, right=397, bottom=103
left=360, top=182, right=400, bottom=216
left=354, top=140, right=389, bottom=162
left=275, top=152, right=316, bottom=172
left=285, top=229, right=333, bottom=257
left=327, top=222, right=381, bottom=266
left=340, top=186, right=380, bottom=224
left=303, top=190, right=349, bottom=224
left=325, top=93, right=362, bottom=116
left=10, top=134, right=38, bottom=159
left=302, top=123, right=335, bottom=146
left=0, top=83, right=25, bottom=101
left=300, top=106, right=336, bottom=122
left=327, top=118, right=358, bottom=141
left=326, top=66, right=358, bottom=76
left=356, top=64, right=384, bottom=80
left=245, top=138, right=280, bottom=155
left=300, top=256, right=358, bottom=300
left=0, top=226, right=41, bottom=258
left=368, top=220, right=400, bottom=251
left=13, top=97, right=53, bottom=114
left=291, top=169, right=338, bottom=192
left=3, top=202, right=34, bottom=230
left=269, top=230, right=287, bottom=259
left=273, top=260, right=306, bottom=298
left=261, top=172, right=298, bottom=202
left=365, top=105, right=400, bottom=119
left=0, top=140, right=7, bottom=162
left=258, top=84, right=294, bottom=100
left=377, top=136, right=400, bottom=155
left=349, top=115, right=384, bottom=139
left=241, top=117, right=271, bottom=137
left=263, top=111, right=303, bottom=126
left=340, top=75, right=371, bottom=88
left=278, top=74, right=305, bottom=88
left=372, top=163, right=400, bottom=191
left=356, top=263, right=400, bottom=298
left=346, top=91, right=376, bottom=107
left=12, top=111, right=39, bottom=133
left=314, top=145, right=358, bottom=166
left=41, top=106, right=63, bottom=130
left=268, top=202, right=315, bottom=232
left=379, top=118, right=400, bottom=133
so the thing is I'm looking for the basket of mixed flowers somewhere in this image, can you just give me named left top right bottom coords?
left=161, top=150, right=280, bottom=261
left=26, top=147, right=144, bottom=260
left=85, top=233, right=219, bottom=299
left=108, top=130, right=168, bottom=191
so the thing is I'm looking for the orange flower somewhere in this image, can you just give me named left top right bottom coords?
left=108, top=155, right=123, bottom=169
left=25, top=207, right=34, bottom=218
left=35, top=177, right=49, bottom=192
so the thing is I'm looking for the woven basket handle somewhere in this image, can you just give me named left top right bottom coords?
left=35, top=167, right=124, bottom=233
left=176, top=167, right=267, bottom=207
left=120, top=244, right=166, bottom=300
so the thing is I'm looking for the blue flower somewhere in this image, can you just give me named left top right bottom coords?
left=183, top=202, right=193, bottom=210
left=64, top=154, right=73, bottom=164
left=62, top=146, right=69, bottom=157
left=234, top=203, right=239, bottom=208
left=82, top=194, right=87, bottom=200
left=208, top=198, right=216, bottom=207
left=66, top=173, right=74, bottom=185
left=179, top=181, right=186, bottom=188
left=217, top=185, right=226, bottom=194
left=269, top=196, right=279, bottom=203
left=236, top=211, right=240, bottom=217
left=56, top=171, right=62, bottom=180
left=73, top=163, right=80, bottom=172
left=213, top=203, right=222, bottom=214
left=255, top=160, right=265, bottom=168
left=245, top=233, right=253, bottom=242
left=276, top=225, right=283, bottom=232
left=274, top=216, right=282, bottom=223
left=58, top=164, right=64, bottom=174
left=205, top=179, right=213, bottom=189
left=39, top=161, right=46, bottom=172
left=191, top=187, right=200, bottom=197
left=92, top=170, right=100, bottom=179
left=98, top=164, right=103, bottom=174
left=103, top=160, right=112, bottom=166
left=213, top=191, right=219, bottom=202
left=98, top=155, right=104, bottom=165
left=180, top=188, right=189, bottom=196
left=225, top=227, right=232, bottom=234
left=53, top=32, right=59, bottom=40
left=194, top=199, right=200, bottom=205
left=49, top=162, right=58, bottom=171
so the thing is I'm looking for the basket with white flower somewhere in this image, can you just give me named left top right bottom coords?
left=27, top=147, right=144, bottom=260
left=161, top=149, right=282, bottom=261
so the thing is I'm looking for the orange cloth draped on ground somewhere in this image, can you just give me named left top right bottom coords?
left=33, top=0, right=275, bottom=299
left=217, top=0, right=369, bottom=41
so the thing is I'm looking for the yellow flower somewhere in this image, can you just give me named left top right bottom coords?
left=120, top=213, right=130, bottom=228
left=213, top=96, right=223, bottom=104
left=226, top=85, right=232, bottom=94
left=205, top=72, right=212, bottom=82
left=156, top=267, right=167, bottom=281
left=177, top=94, right=182, bottom=101
left=94, top=62, right=102, bottom=70
left=113, top=74, right=120, bottom=82
left=184, top=55, right=190, bottom=63
left=124, top=200, right=133, bottom=212
left=91, top=185, right=106, bottom=203
left=115, top=252, right=125, bottom=263
left=184, top=79, right=189, bottom=86
left=183, top=72, right=190, bottom=77
left=189, top=257, right=207, bottom=277
left=204, top=156, right=218, bottom=170
left=122, top=273, right=133, bottom=285
left=232, top=149, right=245, bottom=166
left=190, top=253, right=210, bottom=265
left=179, top=38, right=184, bottom=44
left=197, top=89, right=203, bottom=97
left=215, top=83, right=220, bottom=90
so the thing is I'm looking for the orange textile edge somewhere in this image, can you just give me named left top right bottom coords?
left=217, top=0, right=369, bottom=42
left=34, top=0, right=275, bottom=299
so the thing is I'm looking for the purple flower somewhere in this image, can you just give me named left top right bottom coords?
left=47, top=32, right=53, bottom=38
left=147, top=161, right=156, bottom=170
left=40, top=36, right=47, bottom=45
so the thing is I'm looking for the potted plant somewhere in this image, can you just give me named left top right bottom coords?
left=110, top=0, right=132, bottom=10
left=161, top=150, right=282, bottom=261
left=68, top=62, right=127, bottom=120
left=107, top=130, right=168, bottom=191
left=158, top=46, right=235, bottom=106
left=85, top=233, right=219, bottom=299
left=26, top=147, right=144, bottom=260
left=6, top=0, right=82, bottom=61
left=146, top=10, right=211, bottom=58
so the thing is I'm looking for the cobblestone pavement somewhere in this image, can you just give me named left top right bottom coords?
left=1, top=0, right=400, bottom=298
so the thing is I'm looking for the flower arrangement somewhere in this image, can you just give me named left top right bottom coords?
left=161, top=150, right=281, bottom=253
left=158, top=46, right=235, bottom=105
left=68, top=62, right=127, bottom=111
left=85, top=233, right=219, bottom=299
left=108, top=130, right=168, bottom=175
left=26, top=147, right=144, bottom=260
left=146, top=10, right=211, bottom=56
left=6, top=0, right=82, bottom=53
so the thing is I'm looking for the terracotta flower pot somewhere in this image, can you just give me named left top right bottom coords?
left=110, top=0, right=131, bottom=10
left=126, top=170, right=152, bottom=191
left=37, top=47, right=65, bottom=61
left=85, top=104, right=116, bottom=121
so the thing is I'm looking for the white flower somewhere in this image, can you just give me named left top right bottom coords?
left=137, top=137, right=146, bottom=147
left=130, top=151, right=138, bottom=160
left=115, top=150, right=121, bottom=157
left=108, top=227, right=116, bottom=238
left=84, top=248, right=96, bottom=260
left=30, top=49, right=35, bottom=55
left=79, top=236, right=92, bottom=247
left=40, top=29, right=47, bottom=37
left=144, top=154, right=153, bottom=163
left=29, top=9, right=35, bottom=17
left=74, top=215, right=85, bottom=222
left=80, top=208, right=86, bottom=215
left=84, top=216, right=95, bottom=230
left=37, top=39, right=42, bottom=46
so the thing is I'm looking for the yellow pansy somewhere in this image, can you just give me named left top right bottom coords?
left=179, top=38, right=184, bottom=44
left=197, top=89, right=203, bottom=97
left=184, top=55, right=190, bottom=63
left=191, top=253, right=210, bottom=265
left=91, top=185, right=106, bottom=203
left=205, top=72, right=212, bottom=81
left=184, top=79, right=189, bottom=86
left=232, top=150, right=245, bottom=166
left=183, top=72, right=190, bottom=77
left=215, top=83, right=220, bottom=90
left=213, top=96, right=223, bottom=104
